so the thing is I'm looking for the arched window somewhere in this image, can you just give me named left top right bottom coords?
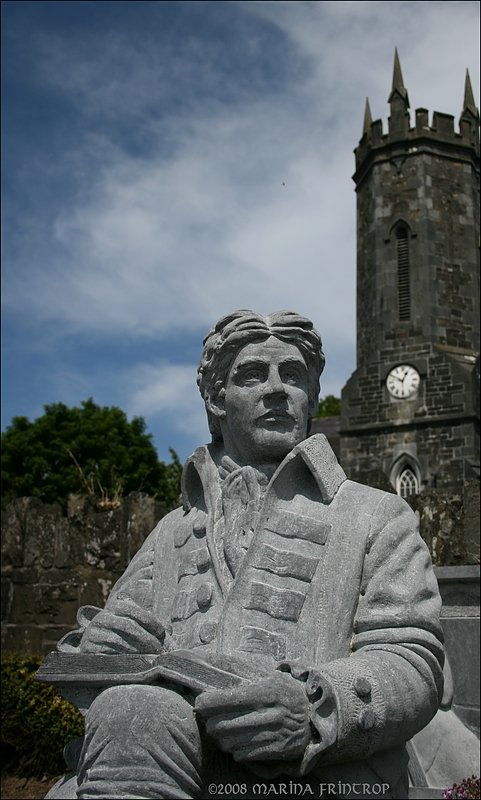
left=390, top=454, right=422, bottom=498
left=396, top=225, right=411, bottom=320
left=397, top=466, right=419, bottom=498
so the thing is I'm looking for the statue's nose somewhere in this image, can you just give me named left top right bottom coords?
left=265, top=369, right=287, bottom=397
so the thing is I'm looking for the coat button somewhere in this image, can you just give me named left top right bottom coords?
left=358, top=709, right=376, bottom=731
left=196, top=547, right=210, bottom=572
left=353, top=677, right=372, bottom=697
left=306, top=672, right=324, bottom=701
left=199, top=621, right=218, bottom=644
left=196, top=583, right=213, bottom=609
left=193, top=512, right=207, bottom=537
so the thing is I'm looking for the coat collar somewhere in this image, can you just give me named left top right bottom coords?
left=181, top=434, right=346, bottom=512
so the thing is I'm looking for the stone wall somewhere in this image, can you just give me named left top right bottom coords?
left=405, top=481, right=480, bottom=566
left=1, top=493, right=166, bottom=655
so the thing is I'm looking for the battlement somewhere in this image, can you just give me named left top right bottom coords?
left=354, top=51, right=480, bottom=181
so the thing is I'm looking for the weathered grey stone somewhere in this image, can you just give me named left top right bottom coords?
left=2, top=623, right=44, bottom=654
left=37, top=311, right=446, bottom=799
left=435, top=566, right=480, bottom=737
left=410, top=657, right=480, bottom=788
left=405, top=489, right=477, bottom=566
left=1, top=491, right=165, bottom=655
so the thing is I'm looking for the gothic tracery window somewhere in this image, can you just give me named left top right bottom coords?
left=397, top=466, right=419, bottom=497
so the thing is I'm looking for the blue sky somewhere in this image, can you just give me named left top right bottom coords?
left=2, top=1, right=479, bottom=464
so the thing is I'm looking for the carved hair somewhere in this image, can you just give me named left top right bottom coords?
left=197, top=310, right=325, bottom=442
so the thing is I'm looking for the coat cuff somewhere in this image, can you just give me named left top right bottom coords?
left=276, top=655, right=386, bottom=774
left=276, top=662, right=338, bottom=775
left=310, top=656, right=385, bottom=764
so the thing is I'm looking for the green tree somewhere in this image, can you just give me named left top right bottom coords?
left=316, top=395, right=341, bottom=417
left=1, top=399, right=181, bottom=510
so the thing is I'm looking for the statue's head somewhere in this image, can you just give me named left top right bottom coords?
left=198, top=310, right=325, bottom=464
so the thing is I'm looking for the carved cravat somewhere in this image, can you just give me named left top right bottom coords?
left=219, top=456, right=269, bottom=577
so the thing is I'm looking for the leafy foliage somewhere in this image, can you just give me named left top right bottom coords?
left=1, top=654, right=84, bottom=777
left=316, top=395, right=341, bottom=417
left=1, top=399, right=182, bottom=510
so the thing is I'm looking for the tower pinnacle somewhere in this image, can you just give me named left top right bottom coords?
left=462, top=69, right=479, bottom=118
left=388, top=48, right=409, bottom=108
left=362, top=98, right=373, bottom=135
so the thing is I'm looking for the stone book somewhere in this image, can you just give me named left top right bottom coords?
left=35, top=650, right=255, bottom=695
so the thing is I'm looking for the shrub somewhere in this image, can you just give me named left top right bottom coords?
left=1, top=654, right=84, bottom=777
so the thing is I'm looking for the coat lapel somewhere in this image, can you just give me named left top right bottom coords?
left=181, top=445, right=231, bottom=598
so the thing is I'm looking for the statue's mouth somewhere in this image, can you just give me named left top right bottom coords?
left=256, top=411, right=294, bottom=427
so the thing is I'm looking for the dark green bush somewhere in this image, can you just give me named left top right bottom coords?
left=1, top=399, right=182, bottom=511
left=1, top=654, right=84, bottom=777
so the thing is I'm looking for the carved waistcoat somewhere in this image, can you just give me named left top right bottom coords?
left=159, top=435, right=361, bottom=668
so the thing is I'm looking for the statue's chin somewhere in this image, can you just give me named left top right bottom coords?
left=243, top=428, right=306, bottom=464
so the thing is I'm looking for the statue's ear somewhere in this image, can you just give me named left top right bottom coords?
left=207, top=388, right=226, bottom=419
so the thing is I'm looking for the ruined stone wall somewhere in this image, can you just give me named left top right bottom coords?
left=405, top=481, right=480, bottom=566
left=1, top=493, right=166, bottom=655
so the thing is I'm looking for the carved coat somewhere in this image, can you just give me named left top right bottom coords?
left=76, top=434, right=444, bottom=790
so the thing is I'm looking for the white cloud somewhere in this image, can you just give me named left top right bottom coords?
left=6, top=73, right=357, bottom=351
left=245, top=1, right=479, bottom=114
left=127, top=360, right=209, bottom=442
left=7, top=3, right=477, bottom=340
left=3, top=0, right=479, bottom=447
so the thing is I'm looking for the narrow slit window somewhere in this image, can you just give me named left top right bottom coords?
left=396, top=226, right=411, bottom=320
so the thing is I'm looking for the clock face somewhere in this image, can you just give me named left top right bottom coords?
left=386, top=365, right=420, bottom=398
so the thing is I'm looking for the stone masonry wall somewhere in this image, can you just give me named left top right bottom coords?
left=1, top=493, right=166, bottom=655
left=341, top=342, right=479, bottom=492
left=356, top=152, right=479, bottom=368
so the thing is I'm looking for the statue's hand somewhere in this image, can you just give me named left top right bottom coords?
left=195, top=671, right=311, bottom=762
left=79, top=601, right=166, bottom=654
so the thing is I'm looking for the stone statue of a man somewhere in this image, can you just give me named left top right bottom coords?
left=42, top=310, right=444, bottom=799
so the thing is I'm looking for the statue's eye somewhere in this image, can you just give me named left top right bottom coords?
left=282, top=367, right=302, bottom=384
left=243, top=367, right=265, bottom=382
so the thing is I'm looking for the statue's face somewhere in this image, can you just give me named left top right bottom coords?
left=220, top=336, right=310, bottom=464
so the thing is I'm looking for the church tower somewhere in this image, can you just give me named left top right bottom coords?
left=340, top=50, right=480, bottom=495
